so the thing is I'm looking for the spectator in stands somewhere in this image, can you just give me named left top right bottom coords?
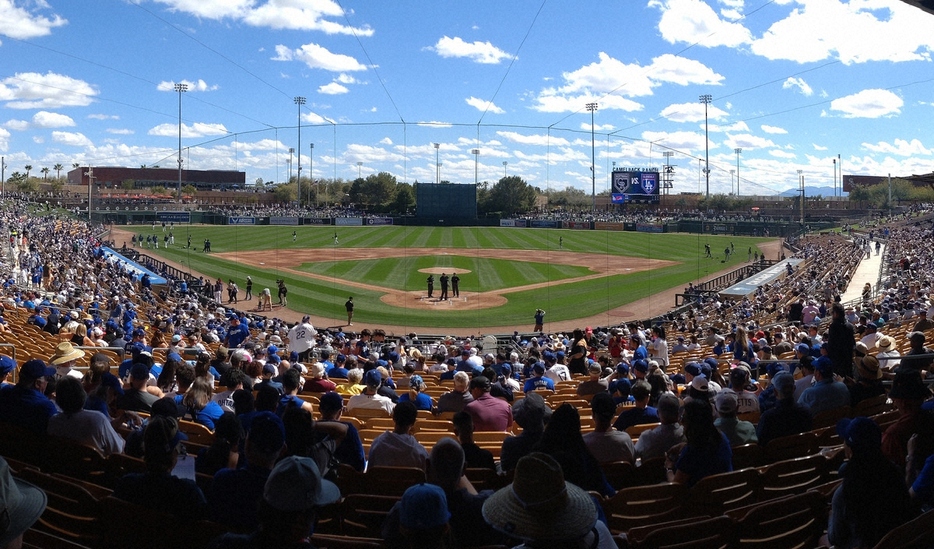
left=682, top=374, right=712, bottom=406
left=756, top=363, right=786, bottom=413
left=798, top=358, right=850, bottom=416
left=882, top=370, right=934, bottom=467
left=347, top=369, right=395, bottom=415
left=196, top=412, right=242, bottom=476
left=452, top=411, right=495, bottom=470
left=535, top=403, right=614, bottom=497
left=522, top=362, right=555, bottom=393
left=210, top=455, right=340, bottom=548
left=567, top=328, right=589, bottom=375
left=612, top=380, right=657, bottom=432
left=848, top=354, right=885, bottom=407
left=114, top=415, right=207, bottom=520
left=714, top=391, right=758, bottom=445
left=47, top=376, right=128, bottom=456
left=634, top=393, right=685, bottom=462
left=275, top=368, right=314, bottom=416
left=398, top=374, right=433, bottom=411
left=368, top=401, right=428, bottom=470
left=724, top=364, right=760, bottom=414
left=875, top=335, right=901, bottom=372
left=913, top=308, right=934, bottom=332
left=482, top=452, right=615, bottom=548
left=772, top=331, right=793, bottom=355
left=756, top=372, right=812, bottom=447
left=49, top=341, right=86, bottom=381
left=465, top=376, right=513, bottom=432
left=317, top=391, right=365, bottom=472
left=577, top=361, right=609, bottom=397
left=827, top=303, right=860, bottom=377
left=435, top=371, right=473, bottom=415
left=209, top=411, right=285, bottom=530
left=0, top=456, right=47, bottom=549
left=583, top=392, right=635, bottom=464
left=500, top=392, right=549, bottom=473
left=116, top=363, right=159, bottom=412
left=0, top=355, right=13, bottom=387
left=666, top=399, right=732, bottom=487
left=183, top=377, right=225, bottom=430
left=828, top=417, right=914, bottom=549
left=900, top=332, right=934, bottom=374
left=0, top=359, right=58, bottom=434
left=793, top=355, right=815, bottom=401
left=304, top=362, right=336, bottom=393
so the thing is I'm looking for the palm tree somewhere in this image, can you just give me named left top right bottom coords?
left=40, top=167, right=49, bottom=181
left=54, top=163, right=64, bottom=180
left=24, top=165, right=32, bottom=180
left=72, top=163, right=79, bottom=170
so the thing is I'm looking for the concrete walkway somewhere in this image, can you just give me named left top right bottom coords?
left=841, top=242, right=886, bottom=303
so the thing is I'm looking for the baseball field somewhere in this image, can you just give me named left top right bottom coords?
left=115, top=224, right=775, bottom=334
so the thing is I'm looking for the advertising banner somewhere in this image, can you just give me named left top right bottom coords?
left=227, top=217, right=255, bottom=225
left=529, top=220, right=559, bottom=228
left=366, top=217, right=394, bottom=226
left=563, top=221, right=591, bottom=230
left=269, top=216, right=300, bottom=225
left=303, top=218, right=330, bottom=225
left=157, top=212, right=191, bottom=223
left=335, top=217, right=363, bottom=226
left=594, top=222, right=624, bottom=231
left=636, top=223, right=664, bottom=233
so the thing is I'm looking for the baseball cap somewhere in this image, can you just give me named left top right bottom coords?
left=249, top=411, right=286, bottom=454
left=836, top=417, right=881, bottom=453
left=262, top=363, right=277, bottom=375
left=715, top=391, right=738, bottom=415
left=318, top=391, right=344, bottom=413
left=130, top=363, right=150, bottom=380
left=364, top=369, right=382, bottom=388
left=812, top=356, right=833, bottom=377
left=771, top=372, right=795, bottom=395
left=19, top=359, right=54, bottom=380
left=263, top=456, right=340, bottom=512
left=690, top=376, right=709, bottom=392
left=399, top=484, right=451, bottom=530
left=0, top=355, right=16, bottom=375
left=795, top=343, right=810, bottom=355
left=632, top=359, right=649, bottom=373
left=684, top=362, right=701, bottom=377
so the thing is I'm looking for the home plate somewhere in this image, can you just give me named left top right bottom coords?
left=259, top=262, right=265, bottom=265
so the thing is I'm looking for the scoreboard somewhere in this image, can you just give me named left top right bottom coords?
left=611, top=169, right=660, bottom=204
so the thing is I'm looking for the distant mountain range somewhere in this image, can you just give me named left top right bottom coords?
left=778, top=186, right=844, bottom=198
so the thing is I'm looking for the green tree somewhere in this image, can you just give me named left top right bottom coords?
left=40, top=167, right=50, bottom=181
left=349, top=172, right=398, bottom=211
left=273, top=183, right=296, bottom=203
left=24, top=165, right=32, bottom=180
left=150, top=185, right=167, bottom=196
left=182, top=184, right=197, bottom=196
left=388, top=182, right=415, bottom=215
left=50, top=179, right=64, bottom=194
left=483, top=176, right=537, bottom=215
left=121, top=179, right=135, bottom=190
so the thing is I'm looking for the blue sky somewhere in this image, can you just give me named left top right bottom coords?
left=1, top=0, right=933, bottom=196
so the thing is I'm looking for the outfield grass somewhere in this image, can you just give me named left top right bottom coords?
left=128, top=225, right=771, bottom=329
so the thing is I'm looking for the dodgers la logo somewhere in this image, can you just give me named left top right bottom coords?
left=641, top=173, right=656, bottom=194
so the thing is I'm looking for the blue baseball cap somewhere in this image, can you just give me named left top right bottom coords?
left=0, top=355, right=15, bottom=375
left=400, top=484, right=451, bottom=529
left=836, top=416, right=881, bottom=453
left=684, top=362, right=702, bottom=377
left=633, top=359, right=649, bottom=373
left=364, top=369, right=382, bottom=387
left=20, top=359, right=54, bottom=380
left=249, top=411, right=286, bottom=454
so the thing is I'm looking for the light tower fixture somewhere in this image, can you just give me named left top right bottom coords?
left=586, top=102, right=598, bottom=212
left=730, top=169, right=735, bottom=195
left=288, top=148, right=294, bottom=183
left=294, top=96, right=305, bottom=206
left=175, top=82, right=187, bottom=199
left=433, top=142, right=440, bottom=184
left=502, top=161, right=507, bottom=178
left=310, top=143, right=315, bottom=208
left=471, top=149, right=479, bottom=186
left=699, top=94, right=712, bottom=198
left=734, top=147, right=742, bottom=196
left=662, top=152, right=674, bottom=196
left=357, top=161, right=363, bottom=179
left=798, top=169, right=805, bottom=225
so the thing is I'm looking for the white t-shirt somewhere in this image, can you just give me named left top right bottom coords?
left=47, top=410, right=125, bottom=456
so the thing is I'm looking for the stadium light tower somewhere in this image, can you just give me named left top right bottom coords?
left=175, top=82, right=187, bottom=198
left=288, top=148, right=294, bottom=183
left=730, top=169, right=735, bottom=195
left=357, top=161, right=363, bottom=179
left=734, top=148, right=742, bottom=196
left=798, top=169, right=805, bottom=225
left=503, top=161, right=507, bottom=178
left=294, top=97, right=305, bottom=208
left=433, top=142, right=440, bottom=184
left=471, top=149, right=479, bottom=186
left=586, top=102, right=598, bottom=212
left=310, top=143, right=315, bottom=208
left=662, top=151, right=674, bottom=196
left=699, top=95, right=712, bottom=198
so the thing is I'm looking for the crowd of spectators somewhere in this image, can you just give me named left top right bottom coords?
left=1, top=198, right=934, bottom=547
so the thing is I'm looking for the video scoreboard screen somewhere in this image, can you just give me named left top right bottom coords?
left=611, top=169, right=660, bottom=204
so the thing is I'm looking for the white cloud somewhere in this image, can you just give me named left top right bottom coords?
left=761, top=124, right=788, bottom=134
left=465, top=96, right=504, bottom=114
left=728, top=133, right=776, bottom=150
left=496, top=131, right=568, bottom=146
left=861, top=138, right=931, bottom=156
left=651, top=0, right=753, bottom=48
left=379, top=137, right=393, bottom=145
left=3, top=119, right=28, bottom=131
left=641, top=130, right=707, bottom=152
left=831, top=89, right=903, bottom=118
left=32, top=111, right=75, bottom=128
left=581, top=122, right=615, bottom=131
left=336, top=73, right=357, bottom=84
left=0, top=72, right=97, bottom=109
left=318, top=82, right=348, bottom=95
left=274, top=43, right=367, bottom=72
left=87, top=113, right=118, bottom=120
left=769, top=149, right=796, bottom=159
left=0, top=0, right=67, bottom=40
left=51, top=131, right=91, bottom=147
left=710, top=121, right=749, bottom=133
left=782, top=77, right=813, bottom=96
left=0, top=126, right=8, bottom=149
left=148, top=122, right=229, bottom=138
left=430, top=36, right=511, bottom=64
left=750, top=1, right=934, bottom=64
left=302, top=112, right=335, bottom=125
left=533, top=93, right=643, bottom=114
left=659, top=101, right=729, bottom=123
left=151, top=0, right=372, bottom=35
left=106, top=128, right=134, bottom=135
left=812, top=144, right=828, bottom=151
left=156, top=79, right=218, bottom=92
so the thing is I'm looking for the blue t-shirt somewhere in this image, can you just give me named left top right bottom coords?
left=675, top=432, right=733, bottom=487
left=398, top=392, right=433, bottom=411
left=188, top=401, right=225, bottom=430
left=523, top=376, right=555, bottom=393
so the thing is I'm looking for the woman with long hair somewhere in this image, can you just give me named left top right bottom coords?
left=534, top=403, right=614, bottom=497
left=667, top=399, right=732, bottom=486
left=157, top=355, right=180, bottom=395
left=732, top=326, right=757, bottom=367
left=650, top=325, right=669, bottom=369
left=182, top=377, right=224, bottom=430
